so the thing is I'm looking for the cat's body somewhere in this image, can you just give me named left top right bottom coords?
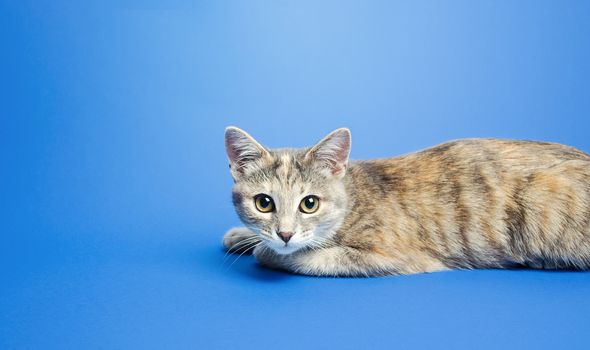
left=223, top=127, right=590, bottom=276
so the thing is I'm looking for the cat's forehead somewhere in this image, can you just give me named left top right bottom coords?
left=269, top=149, right=304, bottom=176
left=241, top=148, right=317, bottom=186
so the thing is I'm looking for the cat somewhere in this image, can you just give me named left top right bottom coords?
left=223, top=126, right=590, bottom=276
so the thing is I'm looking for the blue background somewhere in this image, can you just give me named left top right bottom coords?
left=2, top=1, right=590, bottom=349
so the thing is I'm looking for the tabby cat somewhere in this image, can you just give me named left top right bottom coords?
left=223, top=126, right=590, bottom=276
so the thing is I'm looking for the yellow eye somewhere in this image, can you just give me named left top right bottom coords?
left=299, top=195, right=320, bottom=214
left=254, top=194, right=275, bottom=213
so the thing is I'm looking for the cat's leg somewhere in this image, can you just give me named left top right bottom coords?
left=254, top=245, right=448, bottom=276
left=222, top=227, right=261, bottom=254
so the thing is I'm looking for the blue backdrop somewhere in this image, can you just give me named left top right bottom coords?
left=2, top=1, right=590, bottom=349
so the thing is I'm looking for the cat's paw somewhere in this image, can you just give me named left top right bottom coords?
left=223, top=227, right=260, bottom=254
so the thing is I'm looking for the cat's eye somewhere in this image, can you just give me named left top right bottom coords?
left=254, top=194, right=275, bottom=213
left=299, top=195, right=320, bottom=214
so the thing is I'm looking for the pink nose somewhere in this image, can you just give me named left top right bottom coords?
left=277, top=231, right=294, bottom=243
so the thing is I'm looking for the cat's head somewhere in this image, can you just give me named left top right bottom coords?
left=225, top=126, right=351, bottom=255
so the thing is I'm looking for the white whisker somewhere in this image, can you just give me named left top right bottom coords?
left=223, top=236, right=261, bottom=262
left=226, top=242, right=261, bottom=270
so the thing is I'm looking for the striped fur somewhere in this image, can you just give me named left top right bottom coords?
left=224, top=127, right=590, bottom=276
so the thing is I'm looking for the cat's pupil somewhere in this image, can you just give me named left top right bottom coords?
left=304, top=197, right=315, bottom=209
left=260, top=197, right=271, bottom=207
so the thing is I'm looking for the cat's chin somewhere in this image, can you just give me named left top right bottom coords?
left=265, top=242, right=308, bottom=255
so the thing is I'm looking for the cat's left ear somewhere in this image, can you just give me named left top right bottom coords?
left=305, top=128, right=351, bottom=178
left=225, top=126, right=270, bottom=180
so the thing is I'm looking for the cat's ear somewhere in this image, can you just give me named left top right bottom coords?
left=305, top=128, right=351, bottom=178
left=225, top=126, right=270, bottom=179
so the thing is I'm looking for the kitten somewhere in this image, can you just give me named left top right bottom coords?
left=223, top=126, right=590, bottom=276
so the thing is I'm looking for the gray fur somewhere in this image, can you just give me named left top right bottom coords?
left=223, top=127, right=590, bottom=276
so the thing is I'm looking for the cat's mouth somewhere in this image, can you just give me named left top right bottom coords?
left=257, top=229, right=314, bottom=255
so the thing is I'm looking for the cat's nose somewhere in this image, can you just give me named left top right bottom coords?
left=277, top=231, right=294, bottom=243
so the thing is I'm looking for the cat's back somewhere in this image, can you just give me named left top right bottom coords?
left=350, top=138, right=590, bottom=186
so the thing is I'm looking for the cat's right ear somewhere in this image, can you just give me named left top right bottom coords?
left=225, top=126, right=270, bottom=180
left=305, top=128, right=351, bottom=178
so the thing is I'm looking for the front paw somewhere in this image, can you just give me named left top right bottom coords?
left=223, top=227, right=260, bottom=254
